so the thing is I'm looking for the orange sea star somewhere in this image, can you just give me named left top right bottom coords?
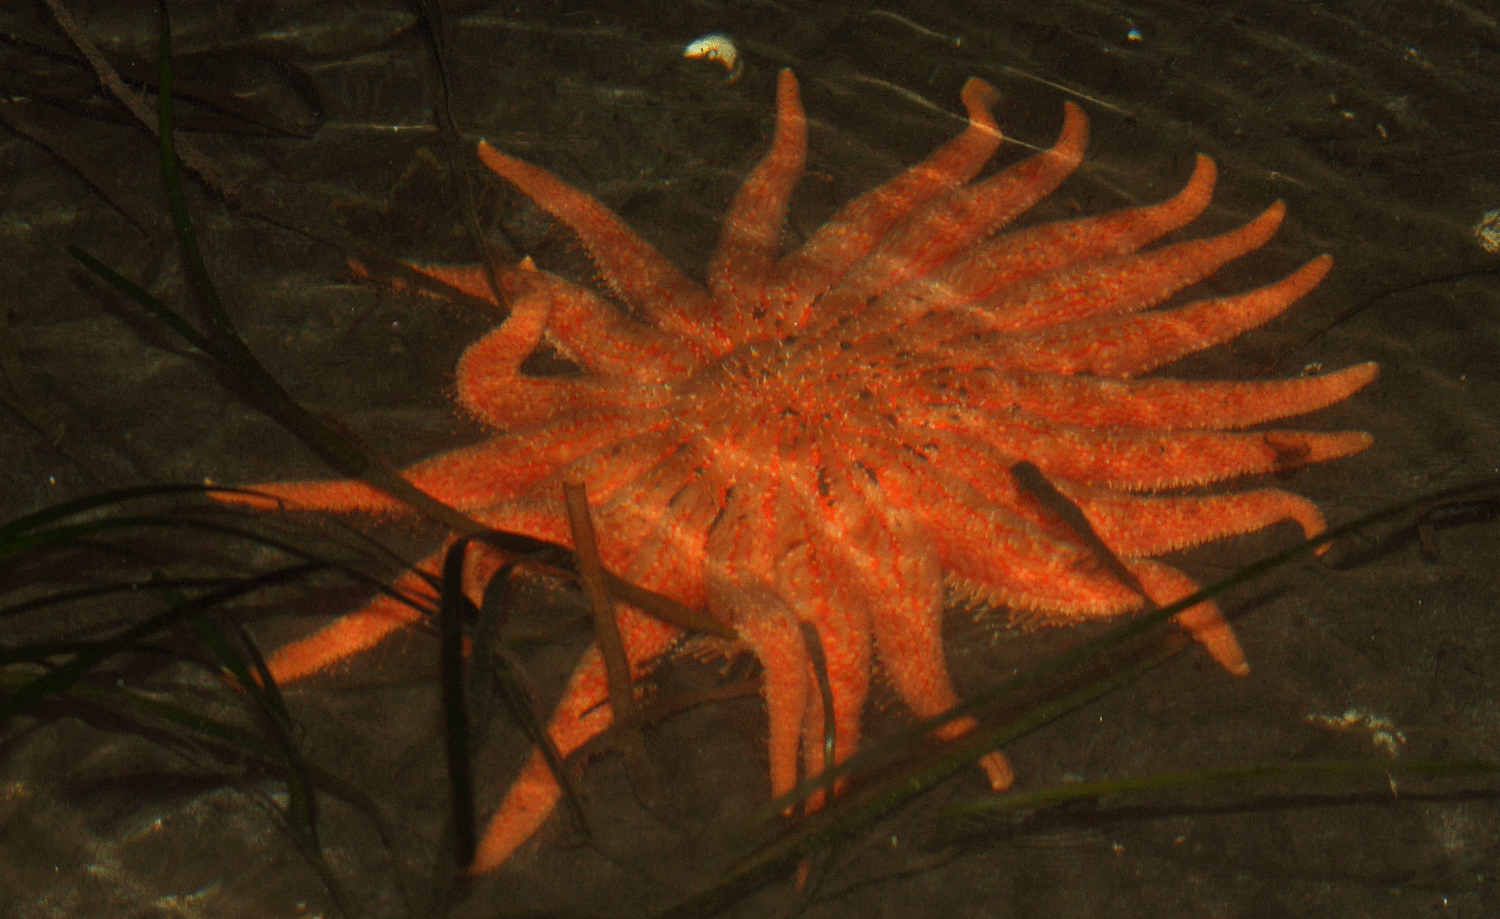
left=219, top=69, right=1375, bottom=874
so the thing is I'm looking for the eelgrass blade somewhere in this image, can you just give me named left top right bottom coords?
left=564, top=480, right=656, bottom=807
left=1012, top=460, right=1150, bottom=601
left=406, top=0, right=517, bottom=317
left=0, top=497, right=425, bottom=641
left=0, top=514, right=252, bottom=560
left=0, top=577, right=260, bottom=626
left=607, top=572, right=737, bottom=641
left=0, top=482, right=222, bottom=545
left=0, top=562, right=321, bottom=723
left=949, top=757, right=1500, bottom=818
left=470, top=546, right=593, bottom=846
left=439, top=537, right=477, bottom=869
left=70, top=1, right=475, bottom=542
left=222, top=617, right=293, bottom=731
left=467, top=528, right=734, bottom=640
left=0, top=308, right=108, bottom=481
left=154, top=0, right=238, bottom=352
left=0, top=511, right=357, bottom=591
left=798, top=620, right=836, bottom=806
left=186, top=615, right=318, bottom=845
left=0, top=664, right=372, bottom=919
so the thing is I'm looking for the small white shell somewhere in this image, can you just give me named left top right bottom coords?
left=684, top=33, right=744, bottom=82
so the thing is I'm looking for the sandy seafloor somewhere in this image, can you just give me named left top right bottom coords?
left=3, top=0, right=1500, bottom=916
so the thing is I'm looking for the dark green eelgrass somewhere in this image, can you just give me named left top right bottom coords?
left=0, top=486, right=365, bottom=916
left=0, top=476, right=479, bottom=914
left=949, top=758, right=1500, bottom=818
left=432, top=533, right=594, bottom=885
left=439, top=538, right=479, bottom=871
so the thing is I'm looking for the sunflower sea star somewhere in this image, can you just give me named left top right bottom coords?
left=219, top=69, right=1375, bottom=874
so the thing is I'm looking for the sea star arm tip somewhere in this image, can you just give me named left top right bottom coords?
left=958, top=77, right=1002, bottom=139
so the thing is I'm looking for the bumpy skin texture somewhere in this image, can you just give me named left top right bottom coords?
left=219, top=69, right=1375, bottom=875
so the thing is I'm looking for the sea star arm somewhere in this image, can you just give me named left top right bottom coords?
left=875, top=434, right=1226, bottom=695
left=959, top=201, right=1287, bottom=334
left=589, top=450, right=713, bottom=598
left=833, top=102, right=1089, bottom=306
left=1062, top=486, right=1334, bottom=558
left=919, top=477, right=1149, bottom=617
left=924, top=154, right=1218, bottom=303
left=399, top=261, right=704, bottom=382
left=475, top=141, right=726, bottom=352
left=449, top=269, right=675, bottom=432
left=457, top=324, right=669, bottom=431
left=769, top=75, right=1002, bottom=327
left=915, top=473, right=1247, bottom=674
left=615, top=478, right=722, bottom=612
left=729, top=586, right=811, bottom=805
left=216, top=477, right=402, bottom=515
left=261, top=565, right=434, bottom=684
left=213, top=413, right=655, bottom=516
left=707, top=68, right=807, bottom=337
left=971, top=414, right=1373, bottom=490
left=468, top=609, right=682, bottom=875
left=957, top=361, right=1378, bottom=430
left=1005, top=256, right=1336, bottom=378
left=832, top=467, right=1013, bottom=788
left=874, top=426, right=1341, bottom=563
left=235, top=451, right=687, bottom=687
left=786, top=537, right=873, bottom=810
left=533, top=271, right=704, bottom=380
left=1126, top=560, right=1247, bottom=675
left=258, top=538, right=519, bottom=685
left=739, top=443, right=881, bottom=808
left=705, top=485, right=812, bottom=804
left=890, top=391, right=1372, bottom=491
